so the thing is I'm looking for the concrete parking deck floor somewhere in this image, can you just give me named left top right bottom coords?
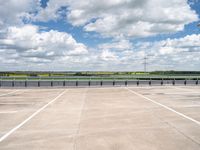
left=0, top=86, right=200, bottom=150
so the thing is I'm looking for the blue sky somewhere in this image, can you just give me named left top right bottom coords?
left=0, top=0, right=199, bottom=71
left=34, top=0, right=200, bottom=47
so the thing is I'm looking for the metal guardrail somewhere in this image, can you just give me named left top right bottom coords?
left=0, top=75, right=199, bottom=80
left=0, top=79, right=199, bottom=87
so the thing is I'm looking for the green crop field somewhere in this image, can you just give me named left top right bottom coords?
left=0, top=71, right=200, bottom=81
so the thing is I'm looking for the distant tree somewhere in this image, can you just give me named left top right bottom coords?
left=75, top=72, right=82, bottom=76
left=30, top=74, right=38, bottom=77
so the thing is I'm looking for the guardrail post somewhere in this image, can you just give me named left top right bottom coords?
left=137, top=80, right=139, bottom=86
left=12, top=80, right=14, bottom=87
left=101, top=81, right=103, bottom=86
left=51, top=81, right=53, bottom=87
left=184, top=80, right=187, bottom=86
left=196, top=79, right=198, bottom=85
left=63, top=81, right=65, bottom=86
left=113, top=80, right=115, bottom=86
left=149, top=79, right=151, bottom=86
left=38, top=81, right=40, bottom=87
left=161, top=79, right=163, bottom=86
left=88, top=80, right=91, bottom=86
left=172, top=79, right=175, bottom=86
left=76, top=81, right=78, bottom=87
left=125, top=81, right=127, bottom=86
left=25, top=80, right=27, bottom=87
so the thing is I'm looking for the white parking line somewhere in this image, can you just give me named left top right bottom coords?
left=0, top=90, right=19, bottom=97
left=172, top=86, right=200, bottom=92
left=0, top=111, right=18, bottom=114
left=0, top=103, right=32, bottom=105
left=163, top=92, right=200, bottom=95
left=126, top=87, right=200, bottom=126
left=15, top=90, right=29, bottom=95
left=0, top=89, right=67, bottom=143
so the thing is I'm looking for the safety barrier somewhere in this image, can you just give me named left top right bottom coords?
left=0, top=79, right=199, bottom=87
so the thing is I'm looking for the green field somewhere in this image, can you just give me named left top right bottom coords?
left=0, top=71, right=200, bottom=81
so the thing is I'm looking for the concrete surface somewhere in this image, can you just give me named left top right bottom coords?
left=0, top=86, right=200, bottom=150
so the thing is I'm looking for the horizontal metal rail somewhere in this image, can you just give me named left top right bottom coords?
left=0, top=75, right=199, bottom=81
left=0, top=79, right=199, bottom=87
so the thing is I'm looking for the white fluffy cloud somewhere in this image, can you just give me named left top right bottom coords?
left=0, top=25, right=88, bottom=66
left=95, top=34, right=200, bottom=71
left=0, top=0, right=38, bottom=27
left=0, top=0, right=199, bottom=71
left=100, top=49, right=118, bottom=61
left=98, top=39, right=133, bottom=51
left=145, top=34, right=200, bottom=70
left=0, top=31, right=200, bottom=71
left=36, top=0, right=198, bottom=38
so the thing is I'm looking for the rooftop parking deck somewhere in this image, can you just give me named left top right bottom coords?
left=0, top=86, right=200, bottom=150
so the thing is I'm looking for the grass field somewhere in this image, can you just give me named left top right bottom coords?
left=0, top=71, right=200, bottom=81
left=0, top=75, right=199, bottom=81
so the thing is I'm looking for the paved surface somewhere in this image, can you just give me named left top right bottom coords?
left=0, top=86, right=200, bottom=150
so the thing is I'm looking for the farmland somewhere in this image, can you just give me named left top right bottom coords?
left=0, top=71, right=200, bottom=81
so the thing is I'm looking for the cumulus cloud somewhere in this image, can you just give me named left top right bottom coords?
left=0, top=32, right=200, bottom=71
left=98, top=39, right=133, bottom=51
left=144, top=34, right=200, bottom=70
left=0, top=25, right=88, bottom=66
left=95, top=34, right=200, bottom=71
left=0, top=0, right=199, bottom=71
left=100, top=49, right=118, bottom=61
left=0, top=0, right=39, bottom=27
left=35, top=0, right=198, bottom=38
